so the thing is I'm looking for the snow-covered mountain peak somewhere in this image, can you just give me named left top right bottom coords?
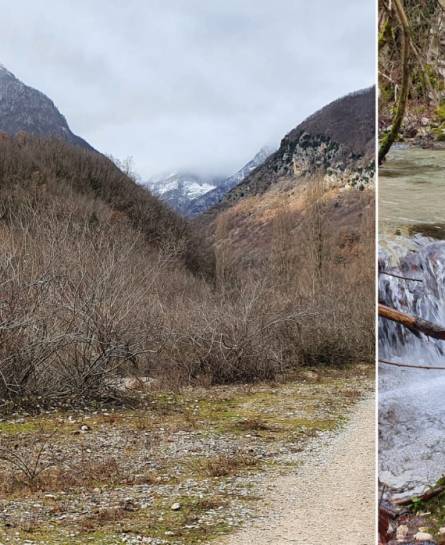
left=145, top=171, right=223, bottom=214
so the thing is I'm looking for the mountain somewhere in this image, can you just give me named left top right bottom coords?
left=220, top=87, right=375, bottom=208
left=147, top=146, right=275, bottom=217
left=0, top=64, right=210, bottom=275
left=185, top=146, right=275, bottom=216
left=198, top=88, right=376, bottom=271
left=0, top=64, right=93, bottom=150
left=146, top=172, right=224, bottom=214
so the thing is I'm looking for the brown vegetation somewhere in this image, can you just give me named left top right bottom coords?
left=193, top=452, right=259, bottom=478
left=0, top=136, right=374, bottom=408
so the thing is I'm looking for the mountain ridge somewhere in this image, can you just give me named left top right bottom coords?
left=217, top=87, right=376, bottom=210
left=146, top=171, right=225, bottom=215
left=185, top=146, right=275, bottom=216
left=146, top=146, right=275, bottom=216
left=0, top=64, right=93, bottom=150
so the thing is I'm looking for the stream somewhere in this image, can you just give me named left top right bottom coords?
left=379, top=146, right=445, bottom=498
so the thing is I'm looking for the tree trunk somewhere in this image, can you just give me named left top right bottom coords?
left=378, top=0, right=411, bottom=164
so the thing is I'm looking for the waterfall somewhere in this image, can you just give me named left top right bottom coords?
left=379, top=235, right=445, bottom=498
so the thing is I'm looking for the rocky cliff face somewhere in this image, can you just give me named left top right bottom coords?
left=0, top=64, right=92, bottom=150
left=222, top=87, right=375, bottom=206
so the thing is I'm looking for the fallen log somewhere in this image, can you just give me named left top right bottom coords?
left=379, top=304, right=445, bottom=341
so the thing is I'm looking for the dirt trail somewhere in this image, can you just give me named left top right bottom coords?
left=217, top=396, right=375, bottom=545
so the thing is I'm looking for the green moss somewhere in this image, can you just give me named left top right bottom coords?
left=378, top=20, right=393, bottom=50
left=0, top=415, right=85, bottom=435
left=432, top=127, right=445, bottom=141
left=437, top=103, right=445, bottom=122
left=0, top=420, right=40, bottom=434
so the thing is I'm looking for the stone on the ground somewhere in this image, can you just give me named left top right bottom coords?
left=414, top=531, right=433, bottom=541
left=170, top=502, right=181, bottom=511
left=396, top=524, right=409, bottom=541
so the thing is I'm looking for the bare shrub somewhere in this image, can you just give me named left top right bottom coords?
left=153, top=279, right=308, bottom=385
left=0, top=178, right=177, bottom=402
left=0, top=430, right=59, bottom=491
left=0, top=136, right=373, bottom=407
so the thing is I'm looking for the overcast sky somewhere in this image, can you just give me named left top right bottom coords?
left=0, top=0, right=375, bottom=179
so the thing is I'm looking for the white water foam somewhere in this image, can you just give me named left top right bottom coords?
left=379, top=236, right=445, bottom=497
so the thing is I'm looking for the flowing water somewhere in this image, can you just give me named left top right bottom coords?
left=379, top=146, right=445, bottom=498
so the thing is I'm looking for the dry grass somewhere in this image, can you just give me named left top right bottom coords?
left=232, top=418, right=277, bottom=432
left=194, top=452, right=260, bottom=478
left=0, top=447, right=159, bottom=496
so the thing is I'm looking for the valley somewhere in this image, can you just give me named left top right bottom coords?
left=0, top=63, right=375, bottom=545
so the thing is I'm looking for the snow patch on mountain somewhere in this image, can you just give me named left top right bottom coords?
left=145, top=146, right=275, bottom=216
left=184, top=145, right=276, bottom=216
left=145, top=172, right=222, bottom=214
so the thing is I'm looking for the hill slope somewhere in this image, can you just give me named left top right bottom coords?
left=0, top=135, right=211, bottom=275
left=197, top=88, right=375, bottom=301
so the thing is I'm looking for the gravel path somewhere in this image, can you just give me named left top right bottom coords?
left=217, top=396, right=376, bottom=545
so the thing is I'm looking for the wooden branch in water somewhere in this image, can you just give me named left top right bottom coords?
left=379, top=304, right=445, bottom=341
left=380, top=271, right=423, bottom=282
left=379, top=359, right=445, bottom=370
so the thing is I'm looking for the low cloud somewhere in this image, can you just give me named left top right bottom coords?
left=0, top=0, right=375, bottom=178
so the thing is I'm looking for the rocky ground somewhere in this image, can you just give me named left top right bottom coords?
left=0, top=366, right=373, bottom=545
left=379, top=106, right=445, bottom=149
left=383, top=489, right=445, bottom=545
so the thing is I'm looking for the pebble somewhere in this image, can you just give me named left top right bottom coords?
left=1, top=379, right=366, bottom=543
left=396, top=524, right=409, bottom=541
left=415, top=531, right=434, bottom=542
